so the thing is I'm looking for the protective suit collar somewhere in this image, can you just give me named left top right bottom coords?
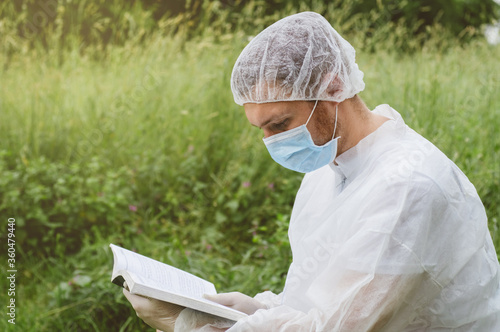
left=329, top=104, right=405, bottom=181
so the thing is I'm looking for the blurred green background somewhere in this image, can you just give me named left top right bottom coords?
left=0, top=0, right=499, bottom=330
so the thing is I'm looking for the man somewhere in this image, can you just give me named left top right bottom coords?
left=123, top=12, right=500, bottom=331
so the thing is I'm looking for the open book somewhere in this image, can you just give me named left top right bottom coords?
left=110, top=244, right=247, bottom=322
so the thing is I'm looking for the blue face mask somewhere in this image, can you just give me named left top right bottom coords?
left=262, top=100, right=340, bottom=173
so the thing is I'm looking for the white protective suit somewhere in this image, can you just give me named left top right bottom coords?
left=208, top=105, right=499, bottom=331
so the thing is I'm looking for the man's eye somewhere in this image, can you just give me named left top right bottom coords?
left=272, top=120, right=289, bottom=131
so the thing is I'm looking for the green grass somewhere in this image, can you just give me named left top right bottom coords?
left=0, top=31, right=499, bottom=330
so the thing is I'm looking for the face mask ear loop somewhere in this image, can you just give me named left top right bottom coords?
left=331, top=104, right=338, bottom=139
left=305, top=100, right=319, bottom=126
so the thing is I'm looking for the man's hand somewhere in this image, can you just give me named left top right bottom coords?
left=204, top=292, right=267, bottom=315
left=123, top=282, right=184, bottom=332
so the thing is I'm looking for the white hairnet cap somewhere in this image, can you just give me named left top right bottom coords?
left=231, top=12, right=365, bottom=106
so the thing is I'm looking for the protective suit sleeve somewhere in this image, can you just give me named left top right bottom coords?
left=226, top=273, right=424, bottom=331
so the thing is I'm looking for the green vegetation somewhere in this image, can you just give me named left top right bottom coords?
left=0, top=1, right=499, bottom=331
left=2, top=0, right=499, bottom=55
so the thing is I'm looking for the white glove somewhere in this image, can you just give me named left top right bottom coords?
left=174, top=308, right=235, bottom=332
left=122, top=282, right=184, bottom=332
left=175, top=293, right=267, bottom=332
left=203, top=292, right=267, bottom=315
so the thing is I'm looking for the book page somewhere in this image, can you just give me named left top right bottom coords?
left=110, top=244, right=216, bottom=299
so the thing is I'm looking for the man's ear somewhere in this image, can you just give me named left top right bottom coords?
left=325, top=75, right=343, bottom=98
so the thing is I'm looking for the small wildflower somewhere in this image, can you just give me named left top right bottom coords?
left=268, top=183, right=275, bottom=190
left=129, top=205, right=137, bottom=212
left=206, top=244, right=213, bottom=250
left=243, top=181, right=251, bottom=188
